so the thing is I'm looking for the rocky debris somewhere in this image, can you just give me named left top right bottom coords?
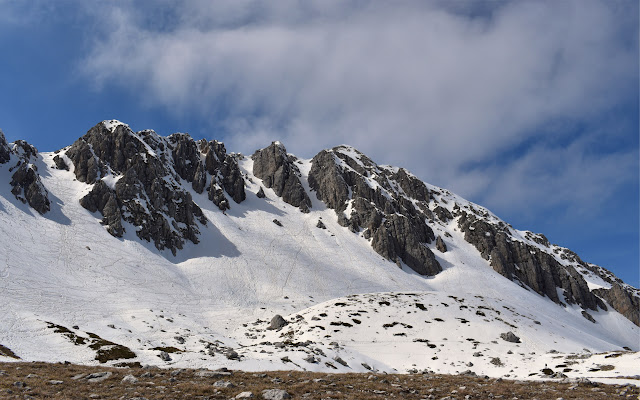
left=226, top=350, right=240, bottom=360
left=85, top=371, right=113, bottom=383
left=261, top=389, right=291, bottom=400
left=308, top=146, right=441, bottom=276
left=0, top=129, right=11, bottom=164
left=121, top=374, right=138, bottom=384
left=500, top=332, right=521, bottom=343
left=436, top=235, right=447, bottom=253
left=457, top=211, right=604, bottom=313
left=256, top=187, right=266, bottom=198
left=63, top=121, right=246, bottom=255
left=316, top=219, right=326, bottom=229
left=267, top=315, right=288, bottom=330
left=252, top=142, right=311, bottom=212
left=593, top=284, right=640, bottom=326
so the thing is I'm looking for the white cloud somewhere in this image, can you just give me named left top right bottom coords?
left=80, top=0, right=638, bottom=222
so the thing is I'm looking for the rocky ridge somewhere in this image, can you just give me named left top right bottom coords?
left=0, top=122, right=637, bottom=327
left=61, top=120, right=246, bottom=255
left=308, top=146, right=442, bottom=276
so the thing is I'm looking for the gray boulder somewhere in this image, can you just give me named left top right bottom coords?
left=261, top=389, right=291, bottom=400
left=267, top=315, right=288, bottom=330
left=500, top=331, right=521, bottom=343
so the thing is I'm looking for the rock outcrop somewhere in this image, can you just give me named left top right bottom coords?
left=252, top=142, right=311, bottom=212
left=593, top=284, right=640, bottom=326
left=457, top=211, right=604, bottom=312
left=308, top=146, right=441, bottom=276
left=63, top=120, right=245, bottom=255
left=0, top=130, right=10, bottom=164
left=0, top=137, right=51, bottom=214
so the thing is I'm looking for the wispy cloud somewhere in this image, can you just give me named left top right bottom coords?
left=77, top=0, right=638, bottom=223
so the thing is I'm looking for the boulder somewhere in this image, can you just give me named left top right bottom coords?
left=500, top=332, right=521, bottom=343
left=261, top=389, right=291, bottom=400
left=267, top=315, right=288, bottom=330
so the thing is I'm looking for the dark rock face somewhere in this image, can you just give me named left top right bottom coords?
left=52, top=154, right=68, bottom=170
left=593, top=284, right=640, bottom=326
left=10, top=162, right=50, bottom=214
left=457, top=211, right=604, bottom=312
left=65, top=121, right=245, bottom=255
left=4, top=140, right=51, bottom=214
left=0, top=130, right=10, bottom=164
left=252, top=142, right=311, bottom=212
left=308, top=146, right=441, bottom=276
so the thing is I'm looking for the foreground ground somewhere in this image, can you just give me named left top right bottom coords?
left=0, top=362, right=638, bottom=400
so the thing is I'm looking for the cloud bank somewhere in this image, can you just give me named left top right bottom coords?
left=80, top=0, right=637, bottom=219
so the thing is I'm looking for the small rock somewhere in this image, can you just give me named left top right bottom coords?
left=226, top=350, right=240, bottom=360
left=214, top=380, right=235, bottom=388
left=272, top=219, right=283, bottom=227
left=121, top=375, right=138, bottom=384
left=48, top=380, right=64, bottom=385
left=13, top=381, right=26, bottom=388
left=86, top=372, right=113, bottom=383
left=256, top=187, right=266, bottom=198
left=159, top=351, right=171, bottom=361
left=262, top=389, right=291, bottom=400
left=236, top=392, right=255, bottom=399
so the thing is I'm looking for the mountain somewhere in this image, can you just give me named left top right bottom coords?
left=0, top=120, right=638, bottom=383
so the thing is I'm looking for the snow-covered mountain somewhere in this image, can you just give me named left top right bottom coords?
left=0, top=120, right=638, bottom=383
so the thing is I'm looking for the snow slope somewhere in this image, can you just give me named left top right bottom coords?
left=0, top=139, right=637, bottom=384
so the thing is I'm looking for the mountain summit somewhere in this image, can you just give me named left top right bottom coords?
left=0, top=121, right=637, bottom=380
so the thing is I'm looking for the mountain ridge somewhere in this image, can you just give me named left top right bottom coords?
left=0, top=120, right=637, bottom=380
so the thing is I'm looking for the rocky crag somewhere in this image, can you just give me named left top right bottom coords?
left=0, top=122, right=638, bottom=326
left=60, top=120, right=246, bottom=255
left=0, top=130, right=50, bottom=214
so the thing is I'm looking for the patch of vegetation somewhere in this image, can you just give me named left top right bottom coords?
left=152, top=346, right=183, bottom=353
left=86, top=332, right=136, bottom=363
left=0, top=344, right=20, bottom=359
left=45, top=322, right=86, bottom=345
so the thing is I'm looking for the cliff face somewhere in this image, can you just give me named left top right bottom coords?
left=63, top=120, right=246, bottom=255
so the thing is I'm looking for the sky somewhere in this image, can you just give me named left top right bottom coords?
left=0, top=0, right=638, bottom=286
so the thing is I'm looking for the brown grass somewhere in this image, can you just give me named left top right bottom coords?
left=0, top=361, right=637, bottom=399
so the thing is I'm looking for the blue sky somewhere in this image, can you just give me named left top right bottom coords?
left=1, top=0, right=638, bottom=285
